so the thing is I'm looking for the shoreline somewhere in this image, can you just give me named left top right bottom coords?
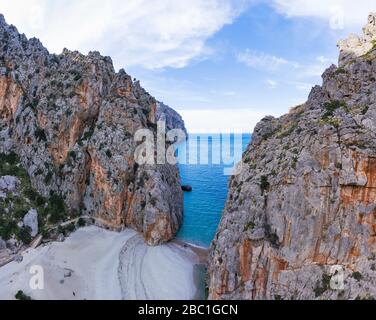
left=172, top=239, right=208, bottom=265
left=0, top=226, right=206, bottom=300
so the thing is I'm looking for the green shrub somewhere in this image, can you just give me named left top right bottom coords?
left=65, top=223, right=75, bottom=233
left=45, top=194, right=67, bottom=224
left=260, top=175, right=270, bottom=195
left=322, top=100, right=346, bottom=119
left=17, top=226, right=32, bottom=244
left=334, top=68, right=347, bottom=75
left=81, top=124, right=95, bottom=142
left=0, top=220, right=17, bottom=241
left=243, top=222, right=255, bottom=231
left=24, top=187, right=39, bottom=202
left=0, top=151, right=19, bottom=165
left=35, top=127, right=47, bottom=142
left=361, top=106, right=369, bottom=115
left=352, top=271, right=362, bottom=282
left=68, top=150, right=76, bottom=161
left=265, top=224, right=279, bottom=247
left=34, top=168, right=43, bottom=176
left=15, top=290, right=32, bottom=300
left=77, top=217, right=86, bottom=227
left=12, top=206, right=29, bottom=220
left=34, top=194, right=46, bottom=207
left=314, top=274, right=332, bottom=297
left=44, top=171, right=53, bottom=185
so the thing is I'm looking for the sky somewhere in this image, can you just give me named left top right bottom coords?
left=0, top=0, right=375, bottom=133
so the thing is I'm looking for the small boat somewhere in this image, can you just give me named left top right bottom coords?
left=181, top=185, right=192, bottom=192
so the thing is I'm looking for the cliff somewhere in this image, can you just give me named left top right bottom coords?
left=0, top=14, right=183, bottom=246
left=208, top=13, right=376, bottom=300
left=156, top=101, right=188, bottom=136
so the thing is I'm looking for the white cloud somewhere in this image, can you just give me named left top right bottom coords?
left=316, top=56, right=332, bottom=64
left=237, top=49, right=293, bottom=71
left=288, top=81, right=313, bottom=91
left=0, top=0, right=250, bottom=69
left=178, top=108, right=266, bottom=133
left=266, top=79, right=278, bottom=89
left=238, top=48, right=336, bottom=86
left=272, top=0, right=376, bottom=30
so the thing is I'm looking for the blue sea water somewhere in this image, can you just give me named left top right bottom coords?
left=176, top=133, right=251, bottom=248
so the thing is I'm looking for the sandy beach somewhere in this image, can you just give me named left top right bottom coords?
left=0, top=226, right=206, bottom=300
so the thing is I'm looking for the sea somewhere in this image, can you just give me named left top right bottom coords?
left=176, top=133, right=251, bottom=248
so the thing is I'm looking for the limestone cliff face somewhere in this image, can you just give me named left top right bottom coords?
left=0, top=14, right=183, bottom=246
left=156, top=101, right=188, bottom=136
left=208, top=13, right=376, bottom=300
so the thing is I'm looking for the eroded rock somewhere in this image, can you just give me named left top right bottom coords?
left=0, top=14, right=184, bottom=245
left=209, top=13, right=376, bottom=300
left=23, top=209, right=38, bottom=238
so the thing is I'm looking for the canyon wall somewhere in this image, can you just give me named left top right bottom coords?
left=208, top=13, right=376, bottom=300
left=0, top=14, right=184, bottom=246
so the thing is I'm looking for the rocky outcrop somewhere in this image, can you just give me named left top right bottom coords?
left=338, top=12, right=376, bottom=67
left=23, top=209, right=38, bottom=237
left=0, top=14, right=183, bottom=246
left=156, top=101, right=187, bottom=136
left=0, top=175, right=18, bottom=198
left=208, top=13, right=376, bottom=300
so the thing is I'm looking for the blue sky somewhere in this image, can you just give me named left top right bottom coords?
left=0, top=0, right=375, bottom=132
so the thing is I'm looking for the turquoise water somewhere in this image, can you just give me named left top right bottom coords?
left=176, top=134, right=251, bottom=248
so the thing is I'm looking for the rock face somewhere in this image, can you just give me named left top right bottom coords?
left=208, top=13, right=376, bottom=300
left=0, top=175, right=18, bottom=198
left=23, top=209, right=38, bottom=237
left=156, top=101, right=188, bottom=136
left=0, top=14, right=183, bottom=246
left=338, top=12, right=376, bottom=67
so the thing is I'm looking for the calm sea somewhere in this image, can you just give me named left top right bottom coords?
left=176, top=133, right=251, bottom=248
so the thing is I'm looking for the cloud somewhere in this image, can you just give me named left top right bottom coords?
left=266, top=79, right=278, bottom=89
left=316, top=56, right=332, bottom=64
left=238, top=47, right=336, bottom=78
left=0, top=0, right=250, bottom=69
left=271, top=0, right=375, bottom=30
left=288, top=81, right=313, bottom=91
left=237, top=49, right=294, bottom=71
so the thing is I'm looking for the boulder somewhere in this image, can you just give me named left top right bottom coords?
left=181, top=185, right=192, bottom=192
left=0, top=238, right=6, bottom=250
left=23, top=209, right=38, bottom=238
left=0, top=176, right=19, bottom=196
